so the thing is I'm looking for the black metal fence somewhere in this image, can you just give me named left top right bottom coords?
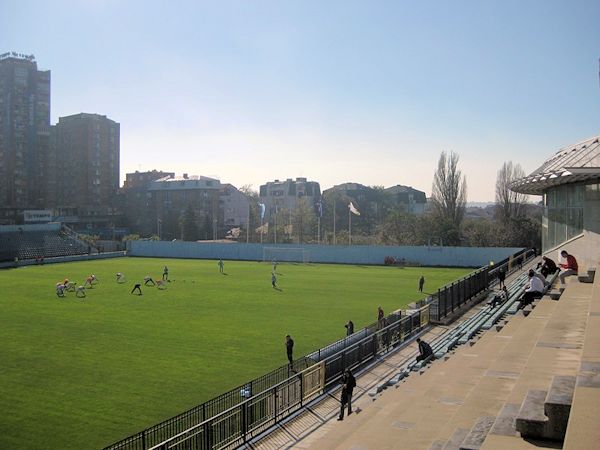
left=145, top=307, right=430, bottom=450
left=104, top=307, right=428, bottom=450
left=431, top=248, right=535, bottom=322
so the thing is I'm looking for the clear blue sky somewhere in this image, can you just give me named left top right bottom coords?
left=2, top=0, right=599, bottom=201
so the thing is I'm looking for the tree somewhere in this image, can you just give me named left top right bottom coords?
left=495, top=161, right=528, bottom=224
left=431, top=151, right=467, bottom=245
left=293, top=197, right=317, bottom=244
left=180, top=205, right=199, bottom=241
left=239, top=185, right=260, bottom=243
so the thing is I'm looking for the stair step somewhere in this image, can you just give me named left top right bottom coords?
left=443, top=428, right=470, bottom=450
left=459, top=416, right=495, bottom=450
left=515, top=390, right=548, bottom=438
left=489, top=403, right=520, bottom=437
left=544, top=375, right=575, bottom=441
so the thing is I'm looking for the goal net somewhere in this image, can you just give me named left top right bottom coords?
left=262, top=247, right=311, bottom=263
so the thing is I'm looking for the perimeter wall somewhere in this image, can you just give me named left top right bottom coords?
left=127, top=241, right=523, bottom=267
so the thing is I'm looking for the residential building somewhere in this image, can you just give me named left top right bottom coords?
left=52, top=113, right=120, bottom=229
left=219, top=183, right=249, bottom=233
left=0, top=52, right=51, bottom=223
left=121, top=170, right=174, bottom=235
left=259, top=177, right=321, bottom=219
left=385, top=185, right=427, bottom=214
left=149, top=174, right=221, bottom=240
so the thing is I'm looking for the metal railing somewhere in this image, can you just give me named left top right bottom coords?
left=146, top=306, right=430, bottom=450
left=105, top=306, right=429, bottom=450
left=431, top=248, right=535, bottom=322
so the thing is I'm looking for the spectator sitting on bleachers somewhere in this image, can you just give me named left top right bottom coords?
left=490, top=286, right=508, bottom=308
left=559, top=250, right=578, bottom=284
left=538, top=256, right=558, bottom=278
left=416, top=338, right=433, bottom=363
left=519, top=269, right=544, bottom=309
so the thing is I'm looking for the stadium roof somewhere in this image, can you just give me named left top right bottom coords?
left=510, top=135, right=600, bottom=194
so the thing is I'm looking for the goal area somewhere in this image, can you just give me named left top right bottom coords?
left=262, top=247, right=311, bottom=263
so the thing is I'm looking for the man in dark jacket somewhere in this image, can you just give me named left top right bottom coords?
left=416, top=338, right=433, bottom=363
left=539, top=256, right=558, bottom=278
left=285, top=335, right=294, bottom=369
left=337, top=369, right=356, bottom=421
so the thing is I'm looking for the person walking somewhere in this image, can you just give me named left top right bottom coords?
left=271, top=272, right=277, bottom=288
left=337, top=369, right=356, bottom=421
left=418, top=275, right=425, bottom=292
left=218, top=259, right=225, bottom=274
left=285, top=335, right=294, bottom=369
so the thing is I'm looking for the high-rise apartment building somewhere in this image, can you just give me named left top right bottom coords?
left=0, top=52, right=51, bottom=223
left=52, top=113, right=120, bottom=223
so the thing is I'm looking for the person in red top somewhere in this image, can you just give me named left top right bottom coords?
left=559, top=250, right=578, bottom=284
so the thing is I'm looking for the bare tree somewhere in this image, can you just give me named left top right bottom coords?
left=431, top=150, right=467, bottom=230
left=495, top=161, right=528, bottom=224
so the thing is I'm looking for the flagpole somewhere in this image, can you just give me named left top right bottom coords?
left=333, top=198, right=337, bottom=245
left=274, top=209, right=277, bottom=244
left=349, top=206, right=352, bottom=246
left=260, top=217, right=263, bottom=244
left=317, top=216, right=320, bottom=245
left=246, top=207, right=250, bottom=243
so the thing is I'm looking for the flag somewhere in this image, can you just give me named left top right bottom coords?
left=316, top=199, right=323, bottom=218
left=258, top=203, right=266, bottom=220
left=349, top=202, right=360, bottom=216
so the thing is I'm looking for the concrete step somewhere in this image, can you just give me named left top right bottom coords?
left=459, top=416, right=495, bottom=450
left=443, top=427, right=470, bottom=450
left=515, top=376, right=575, bottom=441
left=488, top=403, right=520, bottom=437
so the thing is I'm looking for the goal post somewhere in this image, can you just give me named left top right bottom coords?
left=262, top=247, right=310, bottom=263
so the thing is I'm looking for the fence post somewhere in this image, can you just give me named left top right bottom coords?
left=242, top=402, right=247, bottom=443
left=141, top=430, right=146, bottom=450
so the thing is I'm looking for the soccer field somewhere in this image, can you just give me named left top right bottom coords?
left=0, top=257, right=470, bottom=449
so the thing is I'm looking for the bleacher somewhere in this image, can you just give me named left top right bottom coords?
left=249, top=260, right=600, bottom=450
left=0, top=229, right=90, bottom=262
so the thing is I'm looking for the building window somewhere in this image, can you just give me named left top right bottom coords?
left=542, top=183, right=585, bottom=251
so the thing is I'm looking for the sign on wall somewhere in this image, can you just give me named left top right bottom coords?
left=23, top=210, right=53, bottom=223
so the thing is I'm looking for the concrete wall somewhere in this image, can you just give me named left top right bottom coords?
left=0, top=251, right=125, bottom=269
left=0, top=222, right=61, bottom=232
left=127, top=241, right=522, bottom=268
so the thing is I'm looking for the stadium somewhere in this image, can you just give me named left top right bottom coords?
left=2, top=136, right=600, bottom=450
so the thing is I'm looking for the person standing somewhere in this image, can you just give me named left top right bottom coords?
left=497, top=267, right=506, bottom=289
left=162, top=266, right=169, bottom=281
left=377, top=306, right=385, bottom=330
left=285, top=335, right=294, bottom=369
left=337, top=369, right=356, bottom=421
left=271, top=272, right=277, bottom=288
left=559, top=250, right=578, bottom=284
left=218, top=259, right=224, bottom=274
left=418, top=276, right=425, bottom=292
left=345, top=320, right=354, bottom=336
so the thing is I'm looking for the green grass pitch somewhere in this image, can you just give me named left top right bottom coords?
left=0, top=257, right=470, bottom=449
